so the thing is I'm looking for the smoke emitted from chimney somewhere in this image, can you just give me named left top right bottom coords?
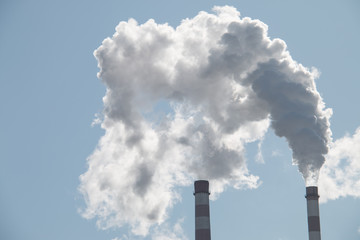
left=247, top=60, right=332, bottom=186
left=79, top=5, right=332, bottom=236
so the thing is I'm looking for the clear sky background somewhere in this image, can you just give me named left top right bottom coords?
left=1, top=0, right=359, bottom=240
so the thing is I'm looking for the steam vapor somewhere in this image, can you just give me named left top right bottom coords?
left=79, top=6, right=333, bottom=236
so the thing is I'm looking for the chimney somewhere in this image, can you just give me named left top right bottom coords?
left=305, top=186, right=321, bottom=240
left=194, top=180, right=211, bottom=240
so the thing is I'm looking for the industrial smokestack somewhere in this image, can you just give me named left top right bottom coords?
left=305, top=186, right=321, bottom=240
left=194, top=180, right=211, bottom=240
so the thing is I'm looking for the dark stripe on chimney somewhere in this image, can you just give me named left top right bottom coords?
left=196, top=229, right=211, bottom=240
left=196, top=205, right=210, bottom=217
left=308, top=216, right=320, bottom=232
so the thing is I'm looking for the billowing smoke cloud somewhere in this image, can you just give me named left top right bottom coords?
left=79, top=6, right=332, bottom=236
left=319, top=127, right=360, bottom=202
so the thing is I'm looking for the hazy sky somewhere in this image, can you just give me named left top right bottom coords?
left=1, top=1, right=359, bottom=240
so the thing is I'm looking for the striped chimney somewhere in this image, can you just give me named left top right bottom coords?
left=305, top=186, right=321, bottom=240
left=194, top=180, right=211, bottom=240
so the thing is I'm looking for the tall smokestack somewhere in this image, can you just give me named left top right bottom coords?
left=305, top=186, right=321, bottom=240
left=194, top=180, right=211, bottom=240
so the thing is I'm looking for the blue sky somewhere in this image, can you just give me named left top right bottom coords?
left=1, top=1, right=360, bottom=240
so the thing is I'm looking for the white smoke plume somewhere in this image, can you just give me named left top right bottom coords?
left=319, top=127, right=360, bottom=202
left=79, top=6, right=332, bottom=236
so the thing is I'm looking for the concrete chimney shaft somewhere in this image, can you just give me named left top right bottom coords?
left=194, top=180, right=211, bottom=240
left=305, top=186, right=321, bottom=240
